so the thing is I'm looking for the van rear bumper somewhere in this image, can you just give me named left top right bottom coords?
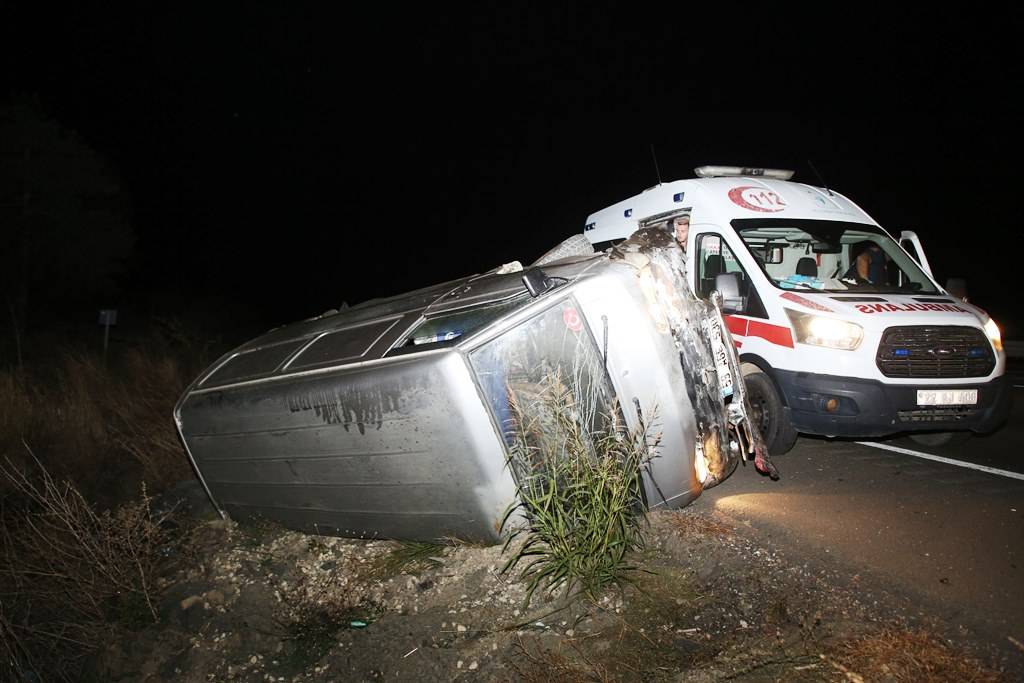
left=773, top=369, right=1012, bottom=438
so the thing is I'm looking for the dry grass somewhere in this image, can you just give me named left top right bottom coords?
left=0, top=321, right=217, bottom=680
left=509, top=635, right=612, bottom=683
left=666, top=509, right=735, bottom=539
left=0, top=605, right=38, bottom=683
left=0, top=372, right=35, bottom=441
left=831, top=629, right=1007, bottom=683
left=274, top=563, right=385, bottom=675
left=0, top=342, right=200, bottom=500
left=0, top=453, right=177, bottom=681
left=106, top=348, right=193, bottom=489
left=370, top=540, right=446, bottom=578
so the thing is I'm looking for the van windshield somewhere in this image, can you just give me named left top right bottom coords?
left=732, top=219, right=939, bottom=294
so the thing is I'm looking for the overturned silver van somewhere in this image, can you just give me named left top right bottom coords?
left=175, top=234, right=767, bottom=543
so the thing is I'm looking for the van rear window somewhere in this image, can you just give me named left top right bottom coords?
left=469, top=297, right=617, bottom=451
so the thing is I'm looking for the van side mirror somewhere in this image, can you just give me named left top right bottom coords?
left=714, top=273, right=744, bottom=313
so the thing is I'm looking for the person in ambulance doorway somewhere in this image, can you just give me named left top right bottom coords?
left=671, top=214, right=690, bottom=251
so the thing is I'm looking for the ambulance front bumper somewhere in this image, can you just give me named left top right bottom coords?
left=774, top=369, right=1012, bottom=438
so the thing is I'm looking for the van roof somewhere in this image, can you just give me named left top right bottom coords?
left=192, top=254, right=604, bottom=390
left=583, top=174, right=878, bottom=245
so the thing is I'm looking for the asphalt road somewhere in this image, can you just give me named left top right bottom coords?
left=698, top=367, right=1024, bottom=665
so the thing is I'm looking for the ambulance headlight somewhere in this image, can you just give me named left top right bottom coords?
left=983, top=317, right=1003, bottom=352
left=785, top=309, right=864, bottom=350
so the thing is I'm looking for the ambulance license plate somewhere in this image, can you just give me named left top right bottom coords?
left=916, top=389, right=978, bottom=406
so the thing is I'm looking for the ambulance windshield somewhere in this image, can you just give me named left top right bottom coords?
left=732, top=219, right=939, bottom=294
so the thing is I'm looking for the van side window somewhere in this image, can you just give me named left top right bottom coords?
left=695, top=234, right=767, bottom=318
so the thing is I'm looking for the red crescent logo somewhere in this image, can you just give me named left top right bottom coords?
left=728, top=186, right=787, bottom=213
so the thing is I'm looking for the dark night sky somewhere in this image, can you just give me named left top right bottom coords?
left=3, top=5, right=1022, bottom=336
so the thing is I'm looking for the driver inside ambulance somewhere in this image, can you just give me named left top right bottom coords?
left=850, top=242, right=889, bottom=284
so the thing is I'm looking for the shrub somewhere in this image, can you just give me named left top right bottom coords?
left=500, top=372, right=657, bottom=605
left=0, top=452, right=176, bottom=681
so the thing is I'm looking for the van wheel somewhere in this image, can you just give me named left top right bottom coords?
left=908, top=431, right=971, bottom=448
left=743, top=370, right=798, bottom=455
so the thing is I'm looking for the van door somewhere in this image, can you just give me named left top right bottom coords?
left=899, top=230, right=934, bottom=277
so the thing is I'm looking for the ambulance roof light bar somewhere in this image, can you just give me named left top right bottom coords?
left=694, top=165, right=795, bottom=180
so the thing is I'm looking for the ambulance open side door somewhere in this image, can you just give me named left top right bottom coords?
left=899, top=230, right=933, bottom=277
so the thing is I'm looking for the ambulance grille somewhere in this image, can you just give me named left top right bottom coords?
left=876, top=326, right=994, bottom=378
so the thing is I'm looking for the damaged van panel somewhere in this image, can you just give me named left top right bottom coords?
left=175, top=233, right=773, bottom=543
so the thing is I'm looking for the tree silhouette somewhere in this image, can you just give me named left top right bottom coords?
left=0, top=97, right=135, bottom=368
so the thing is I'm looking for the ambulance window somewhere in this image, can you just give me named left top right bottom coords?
left=695, top=234, right=767, bottom=318
left=732, top=219, right=939, bottom=294
left=696, top=235, right=743, bottom=298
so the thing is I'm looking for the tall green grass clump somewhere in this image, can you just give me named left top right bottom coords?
left=500, top=373, right=657, bottom=604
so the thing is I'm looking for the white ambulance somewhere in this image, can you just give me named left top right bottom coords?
left=583, top=166, right=1010, bottom=453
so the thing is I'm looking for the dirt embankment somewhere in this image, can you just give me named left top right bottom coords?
left=91, top=502, right=1013, bottom=683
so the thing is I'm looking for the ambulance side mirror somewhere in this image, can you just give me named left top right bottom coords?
left=945, top=277, right=969, bottom=302
left=714, top=273, right=744, bottom=313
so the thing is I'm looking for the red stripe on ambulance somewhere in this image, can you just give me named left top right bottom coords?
left=724, top=315, right=794, bottom=348
left=724, top=315, right=748, bottom=337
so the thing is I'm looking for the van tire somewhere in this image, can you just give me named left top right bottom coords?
left=908, top=431, right=971, bottom=448
left=743, top=370, right=798, bottom=455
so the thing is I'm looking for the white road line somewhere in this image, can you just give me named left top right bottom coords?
left=855, top=441, right=1024, bottom=482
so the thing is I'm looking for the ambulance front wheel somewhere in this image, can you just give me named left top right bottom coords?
left=743, top=370, right=798, bottom=455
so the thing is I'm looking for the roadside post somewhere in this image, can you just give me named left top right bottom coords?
left=98, top=309, right=118, bottom=364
